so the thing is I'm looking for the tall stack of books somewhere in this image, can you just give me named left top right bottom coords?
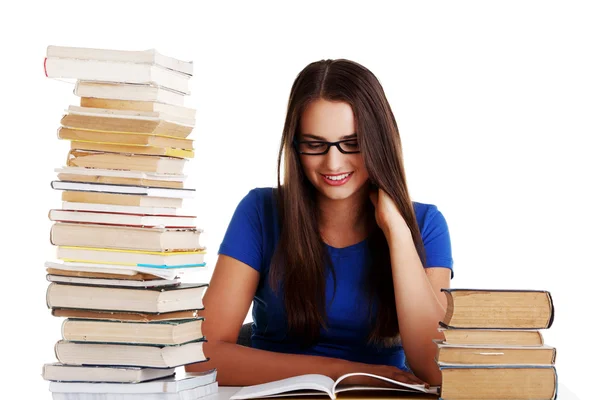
left=42, top=45, right=217, bottom=400
left=435, top=289, right=557, bottom=400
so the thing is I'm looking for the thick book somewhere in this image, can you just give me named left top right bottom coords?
left=45, top=46, right=192, bottom=94
left=51, top=181, right=194, bottom=199
left=438, top=364, right=557, bottom=400
left=438, top=327, right=544, bottom=346
left=74, top=81, right=185, bottom=106
left=62, top=191, right=183, bottom=208
left=434, top=340, right=556, bottom=365
left=50, top=223, right=202, bottom=251
left=45, top=260, right=182, bottom=280
left=46, top=282, right=207, bottom=313
left=54, top=339, right=207, bottom=368
left=42, top=363, right=175, bottom=383
left=230, top=373, right=438, bottom=400
left=61, top=318, right=203, bottom=345
left=52, top=308, right=203, bottom=323
left=51, top=382, right=218, bottom=400
left=49, top=369, right=216, bottom=393
left=49, top=209, right=196, bottom=228
left=441, top=289, right=554, bottom=329
left=58, top=127, right=194, bottom=150
left=46, top=46, right=193, bottom=75
left=66, top=150, right=187, bottom=174
left=80, top=98, right=196, bottom=119
left=61, top=108, right=194, bottom=139
left=56, top=246, right=206, bottom=268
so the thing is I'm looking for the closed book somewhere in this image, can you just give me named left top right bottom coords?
left=45, top=46, right=192, bottom=95
left=435, top=341, right=556, bottom=365
left=42, top=363, right=175, bottom=383
left=61, top=192, right=183, bottom=208
left=46, top=274, right=179, bottom=288
left=61, top=110, right=193, bottom=139
left=80, top=98, right=196, bottom=119
left=58, top=127, right=194, bottom=150
left=438, top=327, right=544, bottom=346
left=48, top=369, right=216, bottom=393
left=441, top=289, right=554, bottom=329
left=50, top=223, right=202, bottom=252
left=46, top=46, right=193, bottom=75
left=51, top=381, right=218, bottom=400
left=438, top=364, right=557, bottom=400
left=56, top=246, right=206, bottom=268
left=49, top=210, right=196, bottom=228
left=55, top=166, right=186, bottom=183
left=61, top=202, right=178, bottom=216
left=52, top=308, right=202, bottom=323
left=61, top=318, right=203, bottom=345
left=46, top=282, right=207, bottom=313
left=44, top=261, right=181, bottom=280
left=51, top=181, right=194, bottom=199
left=66, top=150, right=186, bottom=174
left=53, top=339, right=207, bottom=368
left=70, top=141, right=194, bottom=159
left=74, top=81, right=185, bottom=106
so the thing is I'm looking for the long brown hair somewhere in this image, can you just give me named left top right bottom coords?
left=269, top=59, right=427, bottom=347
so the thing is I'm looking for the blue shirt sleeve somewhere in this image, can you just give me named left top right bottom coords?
left=218, top=189, right=263, bottom=273
left=421, top=205, right=454, bottom=278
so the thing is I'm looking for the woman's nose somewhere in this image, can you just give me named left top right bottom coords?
left=324, top=145, right=345, bottom=170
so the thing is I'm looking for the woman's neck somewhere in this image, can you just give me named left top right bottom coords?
left=316, top=185, right=373, bottom=246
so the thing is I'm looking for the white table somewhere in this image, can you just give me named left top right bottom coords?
left=209, top=384, right=580, bottom=400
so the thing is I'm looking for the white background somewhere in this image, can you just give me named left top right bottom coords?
left=0, top=1, right=597, bottom=399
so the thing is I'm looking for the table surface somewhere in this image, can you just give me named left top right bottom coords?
left=208, top=384, right=580, bottom=400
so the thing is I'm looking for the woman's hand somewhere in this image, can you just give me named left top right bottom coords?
left=368, top=187, right=410, bottom=238
left=338, top=361, right=430, bottom=389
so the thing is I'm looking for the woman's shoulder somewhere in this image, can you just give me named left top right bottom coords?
left=411, top=200, right=449, bottom=235
left=238, top=187, right=277, bottom=210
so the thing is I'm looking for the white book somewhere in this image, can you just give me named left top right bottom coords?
left=74, top=81, right=186, bottom=107
left=62, top=202, right=178, bottom=216
left=45, top=57, right=191, bottom=95
left=51, top=382, right=218, bottom=400
left=230, top=373, right=438, bottom=400
left=45, top=45, right=192, bottom=95
left=55, top=167, right=187, bottom=182
left=49, top=209, right=197, bottom=228
left=51, top=181, right=195, bottom=199
left=46, top=45, right=193, bottom=75
left=42, top=363, right=175, bottom=383
left=56, top=246, right=206, bottom=268
left=46, top=274, right=180, bottom=288
left=45, top=261, right=181, bottom=280
left=49, top=369, right=216, bottom=393
left=67, top=105, right=196, bottom=127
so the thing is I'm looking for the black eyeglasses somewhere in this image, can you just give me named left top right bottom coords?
left=293, top=138, right=361, bottom=155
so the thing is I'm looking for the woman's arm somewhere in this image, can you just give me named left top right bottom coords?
left=369, top=189, right=451, bottom=385
left=385, top=224, right=450, bottom=386
left=186, top=254, right=425, bottom=386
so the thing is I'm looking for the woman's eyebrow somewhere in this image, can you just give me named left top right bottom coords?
left=301, top=133, right=357, bottom=140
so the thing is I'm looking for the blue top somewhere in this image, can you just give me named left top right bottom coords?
left=218, top=187, right=454, bottom=371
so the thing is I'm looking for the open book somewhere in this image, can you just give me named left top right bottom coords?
left=230, top=373, right=439, bottom=400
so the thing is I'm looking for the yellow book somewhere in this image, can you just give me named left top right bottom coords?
left=57, top=246, right=207, bottom=268
left=70, top=140, right=194, bottom=159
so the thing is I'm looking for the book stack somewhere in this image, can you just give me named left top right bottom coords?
left=435, top=289, right=557, bottom=400
left=42, top=45, right=216, bottom=400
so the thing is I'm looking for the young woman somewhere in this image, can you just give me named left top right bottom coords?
left=186, top=59, right=453, bottom=387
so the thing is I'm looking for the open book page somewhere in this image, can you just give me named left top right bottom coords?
left=333, top=373, right=439, bottom=395
left=230, top=374, right=336, bottom=400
